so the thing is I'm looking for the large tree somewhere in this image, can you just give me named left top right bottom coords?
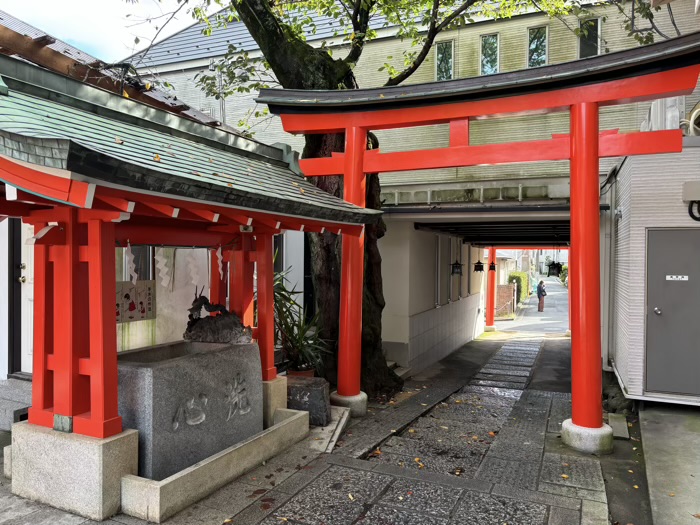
left=139, top=0, right=576, bottom=397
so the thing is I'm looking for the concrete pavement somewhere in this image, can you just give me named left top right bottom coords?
left=496, top=277, right=569, bottom=335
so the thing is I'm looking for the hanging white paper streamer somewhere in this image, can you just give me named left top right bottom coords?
left=216, top=246, right=224, bottom=281
left=126, top=241, right=138, bottom=285
left=187, top=250, right=200, bottom=287
left=154, top=248, right=171, bottom=288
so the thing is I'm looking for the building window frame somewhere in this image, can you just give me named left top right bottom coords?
left=480, top=33, right=500, bottom=76
left=578, top=18, right=602, bottom=59
left=526, top=25, right=549, bottom=68
left=435, top=40, right=455, bottom=81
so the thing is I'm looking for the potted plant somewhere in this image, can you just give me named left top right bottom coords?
left=274, top=268, right=328, bottom=376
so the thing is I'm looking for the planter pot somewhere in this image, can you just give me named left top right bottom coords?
left=287, top=369, right=315, bottom=377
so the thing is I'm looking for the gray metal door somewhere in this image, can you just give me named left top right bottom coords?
left=646, top=229, right=700, bottom=396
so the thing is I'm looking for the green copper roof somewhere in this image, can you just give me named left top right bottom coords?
left=0, top=59, right=379, bottom=225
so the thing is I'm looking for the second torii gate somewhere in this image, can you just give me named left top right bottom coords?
left=259, top=34, right=700, bottom=453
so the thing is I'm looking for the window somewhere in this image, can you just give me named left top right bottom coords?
left=528, top=26, right=548, bottom=68
left=436, top=41, right=454, bottom=81
left=480, top=34, right=499, bottom=75
left=579, top=19, right=601, bottom=58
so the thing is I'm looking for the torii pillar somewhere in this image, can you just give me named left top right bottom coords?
left=484, top=247, right=497, bottom=332
left=561, top=102, right=613, bottom=454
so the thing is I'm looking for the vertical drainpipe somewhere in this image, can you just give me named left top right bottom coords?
left=435, top=235, right=440, bottom=308
left=448, top=238, right=452, bottom=303
left=459, top=240, right=463, bottom=299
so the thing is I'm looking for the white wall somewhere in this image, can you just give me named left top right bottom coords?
left=283, top=231, right=305, bottom=308
left=380, top=220, right=485, bottom=371
left=117, top=248, right=209, bottom=352
left=0, top=219, right=9, bottom=380
left=612, top=140, right=700, bottom=398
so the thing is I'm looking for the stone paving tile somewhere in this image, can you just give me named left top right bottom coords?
left=451, top=491, right=548, bottom=525
left=369, top=450, right=483, bottom=478
left=539, top=453, right=606, bottom=492
left=471, top=380, right=528, bottom=390
left=0, top=492, right=44, bottom=523
left=370, top=463, right=493, bottom=494
left=538, top=482, right=608, bottom=504
left=154, top=502, right=232, bottom=525
left=548, top=397, right=571, bottom=433
left=474, top=374, right=528, bottom=383
left=227, top=489, right=293, bottom=525
left=265, top=466, right=392, bottom=525
left=379, top=478, right=462, bottom=517
left=110, top=514, right=148, bottom=525
left=491, top=484, right=581, bottom=511
left=197, top=480, right=268, bottom=514
left=479, top=367, right=532, bottom=377
left=355, top=505, right=449, bottom=525
left=458, top=386, right=523, bottom=399
left=581, top=499, right=609, bottom=525
left=475, top=457, right=541, bottom=490
left=411, top=417, right=500, bottom=442
left=486, top=440, right=545, bottom=462
left=382, top=435, right=491, bottom=463
left=0, top=508, right=89, bottom=525
left=548, top=506, right=581, bottom=525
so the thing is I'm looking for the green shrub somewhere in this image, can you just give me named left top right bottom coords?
left=508, top=271, right=530, bottom=304
left=560, top=265, right=568, bottom=286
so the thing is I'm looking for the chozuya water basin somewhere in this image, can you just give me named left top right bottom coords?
left=118, top=340, right=263, bottom=480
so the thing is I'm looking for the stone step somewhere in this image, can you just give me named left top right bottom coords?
left=0, top=398, right=29, bottom=432
left=394, top=366, right=412, bottom=379
left=0, top=379, right=32, bottom=405
left=386, top=361, right=397, bottom=370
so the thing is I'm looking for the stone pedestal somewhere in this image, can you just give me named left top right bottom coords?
left=118, top=341, right=263, bottom=481
left=485, top=326, right=496, bottom=332
left=263, top=376, right=288, bottom=429
left=10, top=422, right=138, bottom=521
left=287, top=376, right=331, bottom=426
left=330, top=391, right=368, bottom=417
left=561, top=418, right=614, bottom=455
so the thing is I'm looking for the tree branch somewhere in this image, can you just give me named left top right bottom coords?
left=384, top=0, right=478, bottom=87
left=667, top=4, right=682, bottom=37
left=343, top=0, right=375, bottom=65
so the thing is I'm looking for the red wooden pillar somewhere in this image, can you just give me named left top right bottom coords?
left=485, top=247, right=496, bottom=331
left=27, top=222, right=54, bottom=428
left=569, top=102, right=603, bottom=429
left=74, top=219, right=121, bottom=438
left=567, top=244, right=572, bottom=337
left=231, top=236, right=255, bottom=327
left=256, top=233, right=277, bottom=381
left=209, top=248, right=227, bottom=310
left=337, top=126, right=367, bottom=399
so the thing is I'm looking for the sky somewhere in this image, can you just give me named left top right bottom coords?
left=0, top=0, right=218, bottom=62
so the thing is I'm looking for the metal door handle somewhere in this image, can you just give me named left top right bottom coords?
left=653, top=307, right=662, bottom=315
left=17, top=276, right=26, bottom=284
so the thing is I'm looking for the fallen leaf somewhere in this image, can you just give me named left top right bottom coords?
left=153, top=153, right=161, bottom=162
left=632, top=447, right=638, bottom=451
left=115, top=137, right=124, bottom=145
left=561, top=474, right=569, bottom=480
left=669, top=493, right=675, bottom=497
left=628, top=470, right=634, bottom=473
left=692, top=513, right=700, bottom=519
left=414, top=457, right=422, bottom=463
left=472, top=435, right=479, bottom=441
left=633, top=485, right=639, bottom=489
left=562, top=463, right=570, bottom=467
left=454, top=400, right=462, bottom=404
left=421, top=403, right=428, bottom=406
left=408, top=429, right=416, bottom=434
left=348, top=494, right=355, bottom=501
left=488, top=431, right=496, bottom=438
left=440, top=426, right=449, bottom=430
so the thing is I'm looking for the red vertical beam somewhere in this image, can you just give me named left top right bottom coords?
left=570, top=102, right=603, bottom=429
left=52, top=208, right=79, bottom=423
left=485, top=247, right=496, bottom=329
left=231, top=243, right=255, bottom=327
left=27, top=223, right=54, bottom=428
left=568, top=245, right=573, bottom=335
left=256, top=233, right=277, bottom=381
left=74, top=219, right=121, bottom=438
left=209, top=248, right=227, bottom=311
left=337, top=126, right=367, bottom=397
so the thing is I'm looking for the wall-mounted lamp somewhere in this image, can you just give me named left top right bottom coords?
left=473, top=260, right=484, bottom=272
left=489, top=261, right=496, bottom=272
left=451, top=260, right=463, bottom=276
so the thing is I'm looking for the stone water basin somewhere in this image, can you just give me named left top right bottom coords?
left=118, top=341, right=262, bottom=480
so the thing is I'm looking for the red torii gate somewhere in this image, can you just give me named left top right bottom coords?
left=259, top=34, right=700, bottom=451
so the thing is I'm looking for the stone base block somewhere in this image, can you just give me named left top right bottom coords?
left=10, top=422, right=138, bottom=521
left=3, top=445, right=11, bottom=479
left=287, top=376, right=331, bottom=426
left=263, top=376, right=288, bottom=429
left=330, top=391, right=368, bottom=417
left=565, top=329, right=571, bottom=337
left=485, top=326, right=496, bottom=332
left=561, top=418, right=614, bottom=455
left=121, top=409, right=308, bottom=523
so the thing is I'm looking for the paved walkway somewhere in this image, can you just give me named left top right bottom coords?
left=496, top=277, right=569, bottom=335
left=0, top=335, right=612, bottom=525
left=640, top=403, right=700, bottom=525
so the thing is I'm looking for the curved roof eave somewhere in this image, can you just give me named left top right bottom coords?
left=257, top=32, right=700, bottom=113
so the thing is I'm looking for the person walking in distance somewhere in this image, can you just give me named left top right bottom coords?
left=537, top=280, right=547, bottom=312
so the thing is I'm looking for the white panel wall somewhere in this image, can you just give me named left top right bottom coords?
left=0, top=220, right=9, bottom=380
left=613, top=139, right=700, bottom=398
